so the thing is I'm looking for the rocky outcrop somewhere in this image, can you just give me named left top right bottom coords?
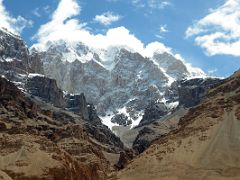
left=0, top=28, right=43, bottom=86
left=0, top=77, right=38, bottom=119
left=65, top=93, right=89, bottom=120
left=111, top=113, right=132, bottom=126
left=131, top=107, right=186, bottom=154
left=139, top=102, right=168, bottom=126
left=0, top=28, right=29, bottom=63
left=87, top=103, right=100, bottom=122
left=132, top=127, right=155, bottom=153
left=26, top=75, right=66, bottom=108
left=29, top=51, right=44, bottom=74
left=115, top=149, right=135, bottom=169
left=85, top=122, right=124, bottom=151
left=178, top=78, right=222, bottom=107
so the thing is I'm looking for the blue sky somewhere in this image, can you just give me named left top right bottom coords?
left=1, top=0, right=240, bottom=77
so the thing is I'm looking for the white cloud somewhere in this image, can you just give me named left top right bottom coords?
left=143, top=42, right=171, bottom=57
left=32, top=6, right=51, bottom=17
left=186, top=0, right=240, bottom=56
left=159, top=24, right=168, bottom=33
left=0, top=0, right=32, bottom=34
left=32, top=8, right=41, bottom=17
left=94, top=12, right=121, bottom=26
left=155, top=24, right=168, bottom=39
left=53, top=0, right=80, bottom=22
left=148, top=0, right=172, bottom=9
left=132, top=0, right=146, bottom=8
left=34, top=0, right=180, bottom=60
left=132, top=0, right=172, bottom=9
left=33, top=0, right=205, bottom=76
left=33, top=0, right=142, bottom=52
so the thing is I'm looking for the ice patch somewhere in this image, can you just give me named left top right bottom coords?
left=160, top=97, right=179, bottom=110
left=28, top=73, right=45, bottom=78
left=131, top=112, right=143, bottom=128
left=100, top=113, right=119, bottom=130
left=166, top=101, right=179, bottom=109
left=100, top=107, right=144, bottom=130
left=5, top=58, right=14, bottom=62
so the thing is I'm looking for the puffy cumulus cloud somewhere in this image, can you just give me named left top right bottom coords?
left=34, top=0, right=176, bottom=59
left=143, top=42, right=171, bottom=57
left=52, top=0, right=80, bottom=22
left=0, top=0, right=32, bottom=34
left=33, top=0, right=83, bottom=48
left=94, top=12, right=122, bottom=26
left=186, top=0, right=240, bottom=56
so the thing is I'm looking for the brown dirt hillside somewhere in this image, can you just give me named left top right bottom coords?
left=116, top=70, right=240, bottom=180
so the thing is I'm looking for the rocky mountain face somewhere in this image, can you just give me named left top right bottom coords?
left=26, top=75, right=66, bottom=108
left=116, top=70, right=240, bottom=179
left=0, top=27, right=131, bottom=180
left=32, top=41, right=206, bottom=128
left=138, top=102, right=168, bottom=126
left=1, top=23, right=240, bottom=180
left=0, top=76, right=127, bottom=180
left=131, top=77, right=223, bottom=153
left=0, top=28, right=97, bottom=123
left=166, top=78, right=223, bottom=108
left=0, top=28, right=43, bottom=85
left=27, top=36, right=224, bottom=152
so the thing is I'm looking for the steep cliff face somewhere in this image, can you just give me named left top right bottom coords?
left=152, top=52, right=189, bottom=80
left=116, top=70, right=240, bottom=180
left=138, top=102, right=168, bottom=126
left=177, top=78, right=223, bottom=107
left=0, top=28, right=29, bottom=63
left=26, top=75, right=66, bottom=108
left=0, top=28, right=43, bottom=88
left=66, top=93, right=90, bottom=119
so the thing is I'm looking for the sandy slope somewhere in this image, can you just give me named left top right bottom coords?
left=116, top=70, right=240, bottom=180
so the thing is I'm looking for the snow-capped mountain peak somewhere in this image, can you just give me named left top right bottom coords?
left=31, top=39, right=207, bottom=129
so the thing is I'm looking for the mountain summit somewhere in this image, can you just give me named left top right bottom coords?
left=32, top=39, right=206, bottom=129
